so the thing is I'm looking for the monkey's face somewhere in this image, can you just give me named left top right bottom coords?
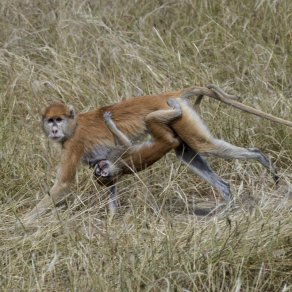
left=43, top=116, right=68, bottom=142
left=42, top=104, right=76, bottom=143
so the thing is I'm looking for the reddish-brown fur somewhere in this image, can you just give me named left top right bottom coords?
left=95, top=101, right=182, bottom=187
left=22, top=84, right=287, bottom=223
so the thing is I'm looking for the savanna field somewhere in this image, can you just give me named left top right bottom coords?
left=0, top=0, right=292, bottom=290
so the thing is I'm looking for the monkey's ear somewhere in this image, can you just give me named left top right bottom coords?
left=68, top=105, right=75, bottom=118
left=40, top=107, right=47, bottom=118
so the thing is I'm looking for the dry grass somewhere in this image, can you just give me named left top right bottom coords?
left=1, top=0, right=292, bottom=290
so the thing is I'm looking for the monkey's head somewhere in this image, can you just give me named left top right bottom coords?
left=41, top=103, right=76, bottom=143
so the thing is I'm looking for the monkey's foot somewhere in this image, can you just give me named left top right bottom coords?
left=167, top=98, right=179, bottom=109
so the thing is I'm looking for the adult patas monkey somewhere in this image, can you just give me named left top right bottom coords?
left=24, top=97, right=185, bottom=222
left=22, top=84, right=292, bottom=224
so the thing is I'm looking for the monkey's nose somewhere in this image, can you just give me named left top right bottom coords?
left=52, top=129, right=58, bottom=134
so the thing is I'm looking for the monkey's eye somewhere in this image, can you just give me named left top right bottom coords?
left=48, top=118, right=54, bottom=124
left=56, top=117, right=63, bottom=123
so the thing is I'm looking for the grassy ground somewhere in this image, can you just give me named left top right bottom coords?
left=1, top=0, right=292, bottom=290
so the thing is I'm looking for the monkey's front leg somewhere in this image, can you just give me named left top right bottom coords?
left=21, top=152, right=79, bottom=225
left=21, top=179, right=70, bottom=224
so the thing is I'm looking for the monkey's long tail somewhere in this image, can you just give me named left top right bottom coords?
left=207, top=84, right=292, bottom=128
left=180, top=84, right=292, bottom=128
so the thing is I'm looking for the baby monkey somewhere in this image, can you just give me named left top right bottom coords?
left=90, top=99, right=182, bottom=184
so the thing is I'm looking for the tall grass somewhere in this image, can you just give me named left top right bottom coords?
left=0, top=0, right=292, bottom=290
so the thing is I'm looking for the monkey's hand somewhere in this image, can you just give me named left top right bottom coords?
left=103, top=111, right=113, bottom=123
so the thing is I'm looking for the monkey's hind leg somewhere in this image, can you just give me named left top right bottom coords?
left=141, top=98, right=182, bottom=147
left=175, top=143, right=232, bottom=203
left=171, top=100, right=278, bottom=186
left=203, top=139, right=279, bottom=183
left=118, top=99, right=182, bottom=172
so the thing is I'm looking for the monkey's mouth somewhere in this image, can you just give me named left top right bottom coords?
left=49, top=135, right=64, bottom=141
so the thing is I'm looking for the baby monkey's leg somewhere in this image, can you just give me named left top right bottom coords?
left=103, top=99, right=183, bottom=173
left=122, top=99, right=182, bottom=170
